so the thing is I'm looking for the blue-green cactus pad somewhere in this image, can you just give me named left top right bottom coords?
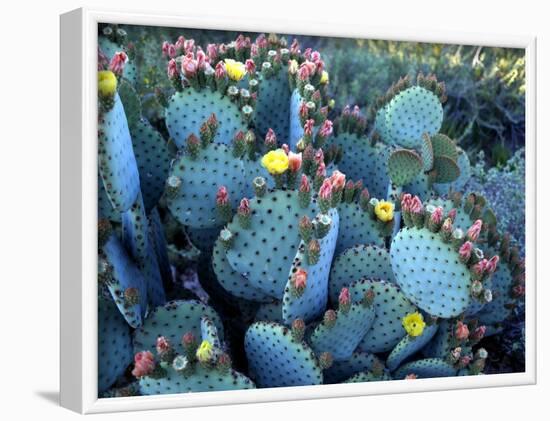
left=329, top=134, right=390, bottom=199
left=117, top=78, right=141, bottom=128
left=432, top=155, right=460, bottom=184
left=166, top=143, right=247, bottom=229
left=134, top=300, right=224, bottom=356
left=98, top=174, right=121, bottom=222
left=323, top=351, right=382, bottom=384
left=386, top=323, right=439, bottom=371
left=102, top=235, right=147, bottom=328
left=225, top=189, right=319, bottom=298
left=329, top=244, right=395, bottom=303
left=129, top=118, right=172, bottom=212
left=282, top=209, right=339, bottom=324
left=98, top=299, right=133, bottom=393
left=212, top=237, right=272, bottom=302
left=350, top=279, right=417, bottom=353
left=434, top=147, right=471, bottom=196
left=385, top=86, right=443, bottom=149
left=477, top=259, right=515, bottom=325
left=430, top=133, right=458, bottom=161
left=139, top=366, right=255, bottom=395
left=256, top=70, right=290, bottom=139
left=149, top=207, right=172, bottom=285
left=186, top=226, right=221, bottom=252
left=242, top=157, right=274, bottom=197
left=422, top=320, right=453, bottom=358
left=98, top=93, right=141, bottom=212
left=335, top=202, right=385, bottom=255
left=343, top=370, right=392, bottom=383
left=374, top=106, right=392, bottom=143
left=122, top=192, right=166, bottom=306
left=421, top=133, right=434, bottom=171
left=165, top=89, right=247, bottom=148
left=391, top=226, right=472, bottom=318
left=289, top=89, right=304, bottom=149
left=98, top=37, right=138, bottom=85
left=393, top=358, right=457, bottom=379
left=245, top=322, right=323, bottom=388
left=254, top=301, right=283, bottom=323
left=403, top=172, right=435, bottom=201
left=309, top=303, right=375, bottom=361
left=388, top=149, right=423, bottom=186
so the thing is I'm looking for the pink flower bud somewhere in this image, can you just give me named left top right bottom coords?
left=196, top=49, right=208, bottom=70
left=290, top=39, right=300, bottom=55
left=315, top=161, right=326, bottom=178
left=293, top=269, right=308, bottom=291
left=156, top=336, right=171, bottom=355
left=442, top=218, right=453, bottom=234
left=472, top=259, right=488, bottom=277
left=471, top=325, right=487, bottom=341
left=245, top=59, right=256, bottom=75
left=182, top=54, right=198, bottom=78
left=175, top=36, right=186, bottom=52
left=430, top=206, right=443, bottom=224
left=314, top=148, right=324, bottom=165
left=486, top=255, right=500, bottom=274
left=345, top=180, right=354, bottom=191
left=460, top=355, right=472, bottom=367
left=238, top=198, right=250, bottom=216
left=206, top=43, right=218, bottom=61
left=264, top=128, right=277, bottom=148
left=299, top=174, right=311, bottom=193
left=459, top=241, right=473, bottom=262
left=455, top=321, right=470, bottom=341
left=311, top=51, right=321, bottom=63
left=318, top=120, right=333, bottom=138
left=162, top=41, right=170, bottom=57
left=109, top=51, right=128, bottom=76
left=513, top=284, right=525, bottom=297
left=409, top=196, right=423, bottom=214
left=216, top=186, right=229, bottom=206
left=303, top=48, right=312, bottom=60
left=288, top=151, right=302, bottom=173
left=298, top=64, right=310, bottom=81
left=235, top=34, right=247, bottom=51
left=167, top=59, right=178, bottom=79
left=467, top=219, right=483, bottom=242
left=338, top=287, right=351, bottom=307
left=360, top=188, right=370, bottom=202
left=401, top=193, right=412, bottom=213
left=451, top=347, right=462, bottom=362
left=255, top=34, right=268, bottom=49
left=319, top=178, right=333, bottom=200
left=184, top=39, right=195, bottom=54
left=299, top=101, right=309, bottom=118
left=215, top=61, right=226, bottom=79
left=352, top=105, right=361, bottom=118
left=304, top=119, right=314, bottom=136
left=281, top=143, right=289, bottom=155
left=330, top=170, right=346, bottom=191
left=182, top=332, right=196, bottom=346
left=132, top=351, right=155, bottom=378
left=448, top=208, right=457, bottom=221
left=168, top=44, right=177, bottom=58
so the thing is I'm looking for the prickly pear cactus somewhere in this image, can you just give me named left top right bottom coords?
left=98, top=299, right=133, bottom=393
left=245, top=322, right=323, bottom=388
left=323, top=351, right=383, bottom=384
left=393, top=358, right=457, bottom=379
left=386, top=323, right=439, bottom=371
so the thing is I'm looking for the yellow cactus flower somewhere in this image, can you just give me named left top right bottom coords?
left=224, top=59, right=246, bottom=81
left=402, top=312, right=426, bottom=337
left=320, top=70, right=329, bottom=84
left=374, top=200, right=394, bottom=222
left=98, top=70, right=117, bottom=97
left=195, top=340, right=213, bottom=363
left=261, top=149, right=289, bottom=175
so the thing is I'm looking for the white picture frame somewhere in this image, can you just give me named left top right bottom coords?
left=60, top=7, right=537, bottom=414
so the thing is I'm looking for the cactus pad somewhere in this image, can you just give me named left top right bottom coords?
left=139, top=366, right=255, bottom=395
left=329, top=245, right=395, bottom=303
left=98, top=93, right=141, bottom=212
left=134, top=300, right=224, bottom=356
left=434, top=147, right=471, bottom=196
left=309, top=303, right=375, bottom=361
left=101, top=235, right=147, bottom=328
left=343, top=370, right=392, bottom=383
left=391, top=227, right=472, bottom=318
left=477, top=260, right=515, bottom=325
left=225, top=190, right=319, bottom=298
left=166, top=143, right=247, bottom=229
left=388, top=149, right=423, bottom=186
left=432, top=155, right=460, bottom=184
left=323, top=351, right=382, bottom=384
left=430, top=133, right=458, bottom=161
left=386, top=323, right=439, bottom=371
left=254, top=301, right=283, bottom=323
left=165, top=90, right=247, bottom=148
left=255, top=70, right=290, bottom=139
left=212, top=237, right=272, bottom=302
left=385, top=86, right=443, bottom=149
left=282, top=209, right=339, bottom=323
left=98, top=299, right=133, bottom=393
left=350, top=279, right=416, bottom=353
left=335, top=202, right=385, bottom=254
left=245, top=322, right=323, bottom=388
left=393, top=358, right=457, bottom=379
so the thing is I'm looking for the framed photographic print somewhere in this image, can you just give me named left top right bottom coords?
left=60, top=7, right=536, bottom=414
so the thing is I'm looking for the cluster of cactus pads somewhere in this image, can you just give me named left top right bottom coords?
left=96, top=26, right=525, bottom=397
